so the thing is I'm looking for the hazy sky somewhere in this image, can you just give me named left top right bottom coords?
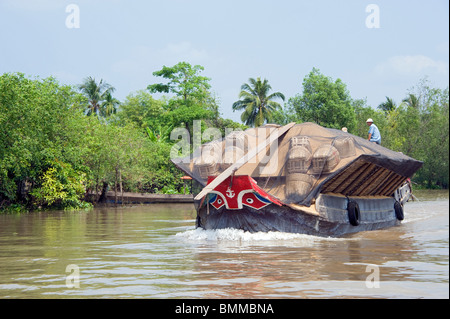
left=0, top=0, right=448, bottom=123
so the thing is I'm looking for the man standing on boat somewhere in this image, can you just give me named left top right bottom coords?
left=366, top=118, right=381, bottom=144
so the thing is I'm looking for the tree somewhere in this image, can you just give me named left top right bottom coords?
left=402, top=94, right=420, bottom=110
left=78, top=76, right=116, bottom=118
left=30, top=159, right=89, bottom=210
left=369, top=80, right=449, bottom=189
left=118, top=90, right=166, bottom=130
left=0, top=73, right=91, bottom=209
left=353, top=98, right=381, bottom=136
left=146, top=125, right=173, bottom=144
left=232, top=77, right=285, bottom=127
left=147, top=62, right=218, bottom=134
left=271, top=103, right=299, bottom=125
left=288, top=68, right=356, bottom=131
left=405, top=84, right=448, bottom=188
left=378, top=96, right=397, bottom=113
left=147, top=62, right=211, bottom=104
left=100, top=90, right=120, bottom=118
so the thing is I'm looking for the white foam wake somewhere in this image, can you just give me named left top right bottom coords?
left=175, top=227, right=349, bottom=245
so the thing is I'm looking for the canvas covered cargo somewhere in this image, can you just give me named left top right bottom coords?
left=172, top=122, right=423, bottom=207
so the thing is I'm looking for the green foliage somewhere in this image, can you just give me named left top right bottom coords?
left=146, top=124, right=174, bottom=144
left=288, top=68, right=357, bottom=131
left=145, top=62, right=220, bottom=134
left=78, top=76, right=118, bottom=118
left=139, top=141, right=184, bottom=193
left=232, top=77, right=285, bottom=127
left=101, top=90, right=120, bottom=117
left=118, top=90, right=166, bottom=129
left=213, top=118, right=248, bottom=136
left=271, top=103, right=298, bottom=125
left=353, top=98, right=384, bottom=137
left=378, top=96, right=397, bottom=114
left=30, top=160, right=91, bottom=210
left=147, top=61, right=211, bottom=104
left=167, top=102, right=214, bottom=132
left=403, top=84, right=449, bottom=188
left=0, top=73, right=89, bottom=208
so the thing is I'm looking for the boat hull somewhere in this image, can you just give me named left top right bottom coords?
left=195, top=193, right=403, bottom=237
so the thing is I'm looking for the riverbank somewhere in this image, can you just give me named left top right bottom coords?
left=88, top=191, right=194, bottom=205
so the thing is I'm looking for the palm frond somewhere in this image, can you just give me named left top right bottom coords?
left=267, top=91, right=285, bottom=101
left=79, top=76, right=117, bottom=118
left=232, top=77, right=284, bottom=127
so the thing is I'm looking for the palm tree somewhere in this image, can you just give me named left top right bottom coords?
left=402, top=94, right=420, bottom=110
left=378, top=96, right=396, bottom=113
left=100, top=90, right=120, bottom=117
left=232, top=77, right=285, bottom=127
left=78, top=77, right=116, bottom=117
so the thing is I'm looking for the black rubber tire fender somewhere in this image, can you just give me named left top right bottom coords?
left=347, top=200, right=360, bottom=226
left=394, top=201, right=404, bottom=221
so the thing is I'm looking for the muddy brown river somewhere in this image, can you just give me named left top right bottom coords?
left=0, top=190, right=448, bottom=299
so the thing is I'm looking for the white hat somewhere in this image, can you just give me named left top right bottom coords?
left=366, top=118, right=373, bottom=123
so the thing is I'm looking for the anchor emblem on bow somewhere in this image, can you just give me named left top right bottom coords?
left=226, top=187, right=235, bottom=198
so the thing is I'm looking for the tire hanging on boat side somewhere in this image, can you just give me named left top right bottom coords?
left=394, top=201, right=404, bottom=221
left=347, top=200, right=360, bottom=226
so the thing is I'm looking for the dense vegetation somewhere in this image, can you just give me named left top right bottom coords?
left=0, top=64, right=448, bottom=212
left=274, top=69, right=448, bottom=189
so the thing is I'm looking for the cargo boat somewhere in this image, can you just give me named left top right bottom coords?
left=172, top=122, right=423, bottom=237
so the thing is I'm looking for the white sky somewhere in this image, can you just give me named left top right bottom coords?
left=0, top=0, right=448, bottom=123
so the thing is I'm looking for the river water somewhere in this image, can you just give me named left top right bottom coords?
left=0, top=190, right=448, bottom=299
